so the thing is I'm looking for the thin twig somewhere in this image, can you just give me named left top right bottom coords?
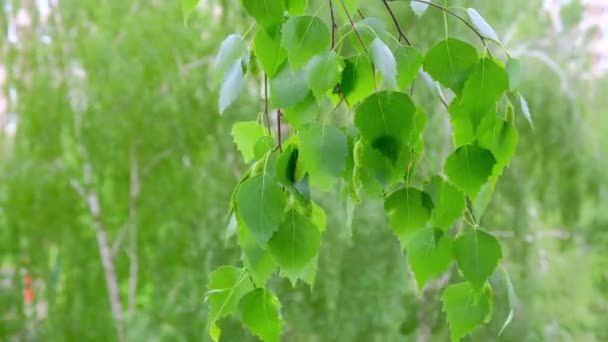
left=382, top=0, right=412, bottom=45
left=277, top=109, right=283, bottom=152
left=263, top=74, right=272, bottom=136
left=338, top=0, right=368, bottom=53
left=329, top=0, right=337, bottom=48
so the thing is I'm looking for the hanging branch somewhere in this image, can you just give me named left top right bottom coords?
left=339, top=0, right=368, bottom=53
left=329, top=0, right=337, bottom=48
left=382, top=0, right=413, bottom=45
left=263, top=74, right=272, bottom=136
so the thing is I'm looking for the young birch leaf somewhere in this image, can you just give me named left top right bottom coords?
left=384, top=188, right=434, bottom=247
left=219, top=61, right=245, bottom=114
left=442, top=282, right=492, bottom=342
left=283, top=94, right=319, bottom=130
left=241, top=0, right=285, bottom=34
left=519, top=95, right=533, bottom=127
left=304, top=51, right=342, bottom=98
left=444, top=145, right=496, bottom=198
left=424, top=176, right=465, bottom=230
left=476, top=115, right=518, bottom=170
left=235, top=173, right=286, bottom=245
left=182, top=0, right=199, bottom=26
left=238, top=225, right=276, bottom=287
left=215, top=34, right=247, bottom=81
left=355, top=91, right=416, bottom=146
left=423, top=38, right=478, bottom=95
left=341, top=55, right=376, bottom=105
left=282, top=16, right=331, bottom=69
left=238, top=288, right=282, bottom=342
left=253, top=136, right=276, bottom=161
left=231, top=121, right=268, bottom=163
left=459, top=58, right=509, bottom=122
left=370, top=38, right=397, bottom=89
left=454, top=229, right=502, bottom=291
left=286, top=0, right=308, bottom=15
left=268, top=210, right=322, bottom=284
left=505, top=58, right=521, bottom=91
left=254, top=28, right=287, bottom=78
left=395, top=46, right=423, bottom=90
left=299, top=123, right=348, bottom=191
left=407, top=228, right=453, bottom=290
left=207, top=266, right=253, bottom=335
left=467, top=8, right=500, bottom=42
left=270, top=63, right=309, bottom=108
left=411, top=1, right=429, bottom=17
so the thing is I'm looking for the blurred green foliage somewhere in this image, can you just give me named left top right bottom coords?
left=1, top=0, right=607, bottom=341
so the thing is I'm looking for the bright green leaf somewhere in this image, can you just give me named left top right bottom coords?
left=341, top=55, right=376, bottom=105
left=477, top=115, right=518, bottom=170
left=270, top=63, right=309, bottom=108
left=424, top=176, right=465, bottom=230
left=282, top=16, right=331, bottom=69
left=236, top=173, right=286, bottom=245
left=304, top=51, right=342, bottom=98
left=182, top=0, right=199, bottom=26
left=238, top=288, right=282, bottom=342
left=299, top=122, right=348, bottom=191
left=207, top=266, right=253, bottom=326
left=423, top=38, right=478, bottom=94
left=253, top=136, right=276, bottom=160
left=442, top=282, right=492, bottom=341
left=454, top=228, right=502, bottom=291
left=353, top=18, right=388, bottom=50
left=467, top=8, right=500, bottom=42
left=254, top=28, right=287, bottom=78
left=283, top=94, right=319, bottom=129
left=286, top=0, right=308, bottom=15
left=444, top=144, right=496, bottom=198
left=370, top=38, right=397, bottom=89
left=459, top=58, right=509, bottom=120
left=241, top=0, right=285, bottom=33
left=395, top=46, right=423, bottom=90
left=384, top=188, right=434, bottom=246
left=268, top=210, right=322, bottom=283
left=215, top=34, right=247, bottom=82
left=231, top=121, right=268, bottom=163
left=407, top=228, right=453, bottom=290
left=238, top=225, right=276, bottom=287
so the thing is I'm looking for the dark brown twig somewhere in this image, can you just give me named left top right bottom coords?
left=382, top=0, right=412, bottom=45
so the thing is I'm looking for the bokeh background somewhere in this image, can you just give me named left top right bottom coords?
left=1, top=0, right=607, bottom=341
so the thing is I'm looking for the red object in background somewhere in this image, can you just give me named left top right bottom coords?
left=23, top=274, right=34, bottom=304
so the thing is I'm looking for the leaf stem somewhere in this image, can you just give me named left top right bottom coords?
left=263, top=74, right=272, bottom=137
left=338, top=0, right=368, bottom=53
left=277, top=109, right=283, bottom=152
left=382, top=0, right=412, bottom=45
left=329, top=0, right=337, bottom=48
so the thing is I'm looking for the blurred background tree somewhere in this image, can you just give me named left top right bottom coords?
left=0, top=0, right=606, bottom=341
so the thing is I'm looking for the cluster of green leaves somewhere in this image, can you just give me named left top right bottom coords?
left=192, top=0, right=530, bottom=341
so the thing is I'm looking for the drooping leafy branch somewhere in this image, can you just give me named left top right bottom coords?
left=184, top=0, right=531, bottom=341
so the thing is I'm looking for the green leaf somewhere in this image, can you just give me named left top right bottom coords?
left=459, top=58, right=509, bottom=119
left=473, top=183, right=493, bottom=221
left=215, top=34, right=247, bottom=82
left=411, top=1, right=429, bottom=17
left=477, top=115, right=518, bottom=170
left=424, top=176, right=465, bottom=230
left=341, top=55, right=376, bottom=105
left=231, top=121, right=268, bottom=163
left=254, top=28, right=287, bottom=78
left=353, top=18, right=388, bottom=50
left=241, top=0, right=285, bottom=33
left=299, top=123, right=348, bottom=190
left=442, top=282, right=492, bottom=342
left=467, top=8, right=500, bottom=42
left=444, top=145, right=496, bottom=198
left=236, top=173, right=286, bottom=245
left=275, top=144, right=299, bottom=187
left=395, top=46, right=423, bottom=90
left=423, top=38, right=478, bottom=94
left=286, top=0, right=308, bottom=15
left=519, top=95, right=533, bottom=127
left=182, top=0, right=199, bottom=26
left=304, top=51, right=342, bottom=98
left=206, top=266, right=253, bottom=327
left=354, top=140, right=412, bottom=193
left=499, top=267, right=517, bottom=335
left=270, top=63, right=309, bottom=108
left=282, top=16, right=331, bottom=69
left=238, top=288, right=282, bottom=342
left=268, top=210, right=322, bottom=283
left=454, top=228, right=502, bottom=291
left=219, top=61, right=245, bottom=114
left=283, top=94, right=319, bottom=129
left=238, top=225, right=276, bottom=287
left=370, top=38, right=397, bottom=89
left=384, top=188, right=434, bottom=246
left=253, top=136, right=276, bottom=160
left=355, top=91, right=416, bottom=149
left=407, top=228, right=453, bottom=290
left=505, top=58, right=521, bottom=91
